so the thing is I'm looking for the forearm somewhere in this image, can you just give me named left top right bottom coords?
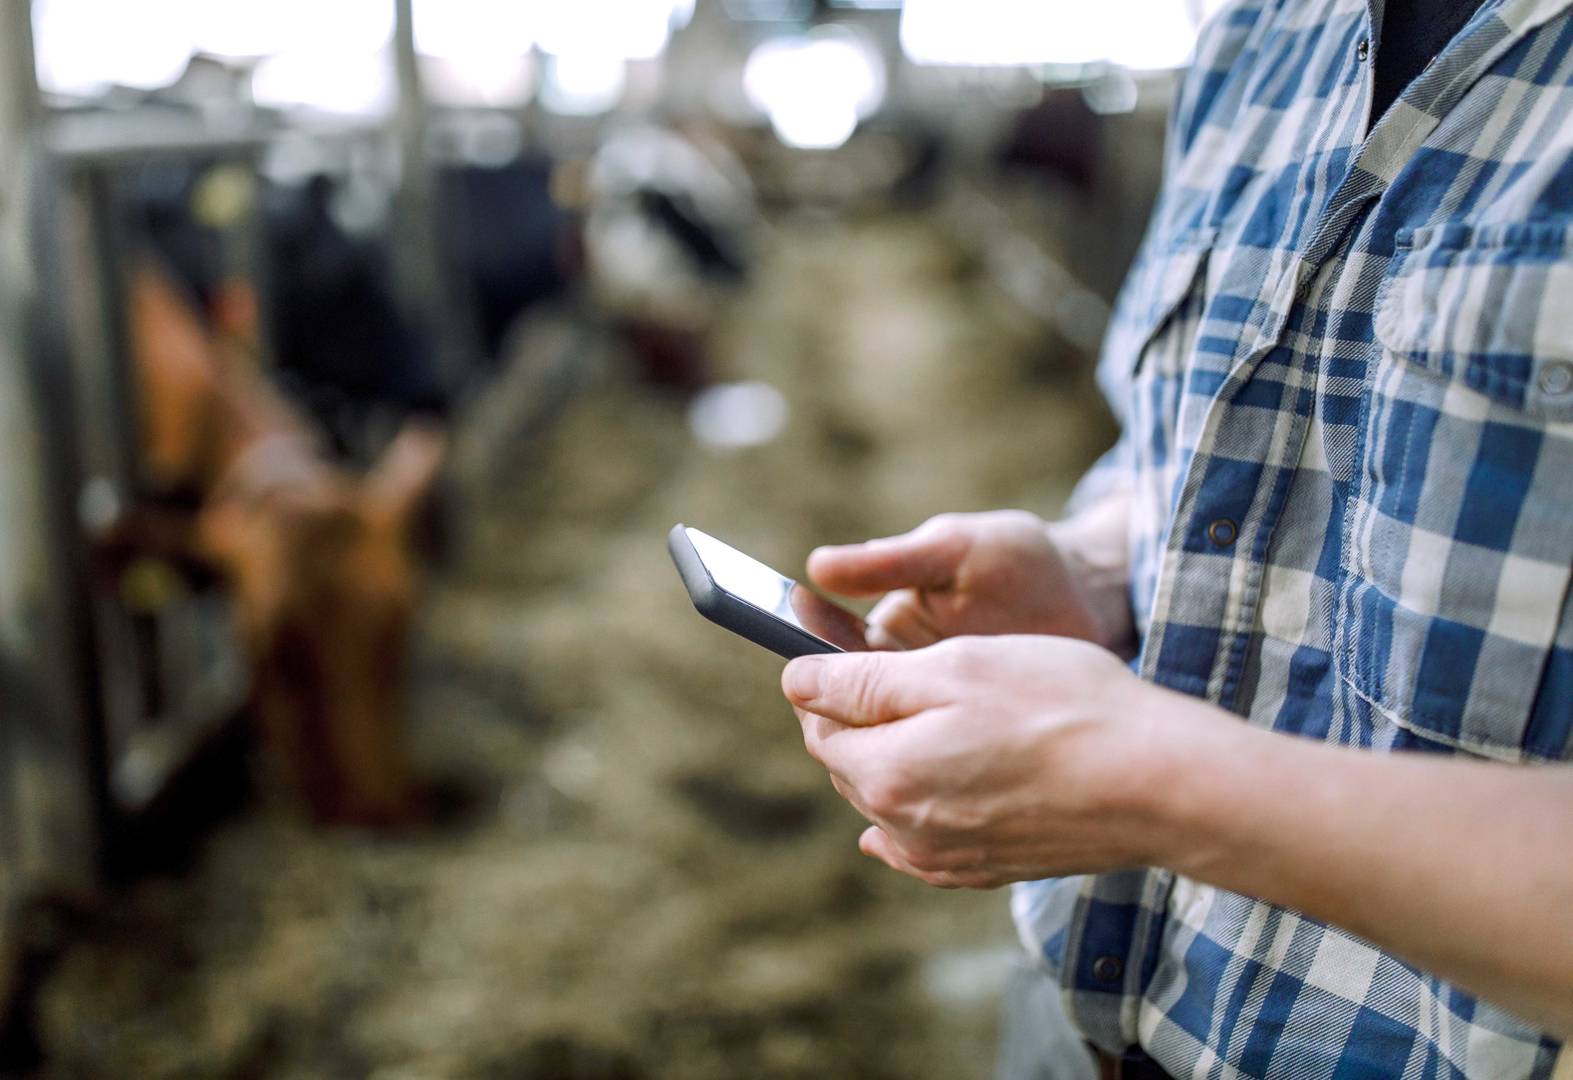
left=1146, top=695, right=1573, bottom=1037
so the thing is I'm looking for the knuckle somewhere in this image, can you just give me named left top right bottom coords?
left=946, top=870, right=991, bottom=890
left=932, top=637, right=985, bottom=680
left=919, top=513, right=964, bottom=542
left=915, top=841, right=979, bottom=874
left=799, top=730, right=825, bottom=765
left=869, top=592, right=914, bottom=621
left=994, top=508, right=1039, bottom=531
left=862, top=784, right=895, bottom=819
left=846, top=657, right=887, bottom=718
left=861, top=773, right=906, bottom=819
left=903, top=844, right=948, bottom=875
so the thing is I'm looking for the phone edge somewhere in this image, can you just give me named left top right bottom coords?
left=667, top=524, right=841, bottom=660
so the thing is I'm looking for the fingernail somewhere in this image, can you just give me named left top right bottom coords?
left=865, top=624, right=898, bottom=651
left=783, top=657, right=824, bottom=702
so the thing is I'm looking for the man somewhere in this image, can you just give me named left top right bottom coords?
left=781, top=0, right=1573, bottom=1076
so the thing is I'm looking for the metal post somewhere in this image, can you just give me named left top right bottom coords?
left=390, top=0, right=472, bottom=392
left=393, top=0, right=429, bottom=208
left=392, top=0, right=435, bottom=294
left=0, top=0, right=103, bottom=912
left=0, top=0, right=38, bottom=133
left=0, top=0, right=37, bottom=931
left=0, top=0, right=41, bottom=277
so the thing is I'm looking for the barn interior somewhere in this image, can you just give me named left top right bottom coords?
left=0, top=1, right=1204, bottom=1076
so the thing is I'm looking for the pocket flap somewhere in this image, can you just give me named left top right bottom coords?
left=1374, top=222, right=1573, bottom=421
left=1103, top=228, right=1216, bottom=387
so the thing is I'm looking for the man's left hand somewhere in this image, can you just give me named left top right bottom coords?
left=782, top=635, right=1221, bottom=888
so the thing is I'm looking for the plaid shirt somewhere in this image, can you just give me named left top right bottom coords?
left=1012, top=0, right=1573, bottom=1076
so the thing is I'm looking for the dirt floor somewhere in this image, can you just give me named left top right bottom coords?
left=25, top=206, right=1116, bottom=1080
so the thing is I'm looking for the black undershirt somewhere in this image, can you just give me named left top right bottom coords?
left=1371, top=0, right=1488, bottom=122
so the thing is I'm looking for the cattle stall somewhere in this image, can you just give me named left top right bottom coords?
left=0, top=0, right=430, bottom=1035
left=0, top=0, right=484, bottom=1028
left=46, top=117, right=269, bottom=814
left=0, top=0, right=103, bottom=1036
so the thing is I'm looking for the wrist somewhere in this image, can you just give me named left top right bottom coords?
left=1116, top=681, right=1256, bottom=873
left=1046, top=498, right=1136, bottom=652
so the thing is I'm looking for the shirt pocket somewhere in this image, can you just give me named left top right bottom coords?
left=1337, top=221, right=1573, bottom=762
left=1102, top=231, right=1216, bottom=631
left=1107, top=228, right=1217, bottom=383
left=1103, top=229, right=1215, bottom=463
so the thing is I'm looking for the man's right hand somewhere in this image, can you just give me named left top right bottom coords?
left=806, top=498, right=1135, bottom=652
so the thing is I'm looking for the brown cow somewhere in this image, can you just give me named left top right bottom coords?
left=115, top=263, right=444, bottom=826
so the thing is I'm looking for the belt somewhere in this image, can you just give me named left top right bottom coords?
left=1089, top=1044, right=1172, bottom=1080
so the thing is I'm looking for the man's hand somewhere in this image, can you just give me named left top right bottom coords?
left=782, top=634, right=1205, bottom=888
left=807, top=499, right=1134, bottom=653
left=782, top=635, right=1573, bottom=1038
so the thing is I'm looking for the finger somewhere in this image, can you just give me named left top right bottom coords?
left=858, top=826, right=919, bottom=876
left=782, top=650, right=953, bottom=727
left=865, top=590, right=943, bottom=650
left=796, top=703, right=917, bottom=821
left=795, top=706, right=865, bottom=783
left=829, top=775, right=879, bottom=824
left=796, top=706, right=852, bottom=772
left=806, top=525, right=967, bottom=597
left=864, top=623, right=911, bottom=651
left=859, top=828, right=1000, bottom=890
left=857, top=828, right=970, bottom=889
left=794, top=705, right=831, bottom=764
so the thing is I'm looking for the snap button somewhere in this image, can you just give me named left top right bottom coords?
left=1539, top=361, right=1573, bottom=397
left=1208, top=518, right=1239, bottom=548
left=1356, top=38, right=1370, bottom=62
left=1092, top=955, right=1124, bottom=983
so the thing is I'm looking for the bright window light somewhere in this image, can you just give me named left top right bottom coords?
left=300, top=0, right=395, bottom=53
left=537, top=0, right=682, bottom=61
left=415, top=0, right=691, bottom=64
left=252, top=48, right=395, bottom=117
left=900, top=0, right=1207, bottom=70
left=768, top=98, right=859, bottom=151
left=34, top=0, right=195, bottom=93
left=187, top=1, right=291, bottom=58
left=540, top=53, right=629, bottom=115
left=190, top=0, right=391, bottom=57
left=414, top=0, right=537, bottom=107
left=744, top=28, right=886, bottom=150
left=422, top=54, right=536, bottom=108
left=1107, top=1, right=1206, bottom=69
left=241, top=0, right=394, bottom=118
left=35, top=0, right=395, bottom=95
left=415, top=0, right=536, bottom=60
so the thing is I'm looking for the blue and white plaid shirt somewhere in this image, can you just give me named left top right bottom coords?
left=1012, top=0, right=1573, bottom=1075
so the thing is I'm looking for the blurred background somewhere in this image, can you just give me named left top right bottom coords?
left=0, top=1, right=1214, bottom=1075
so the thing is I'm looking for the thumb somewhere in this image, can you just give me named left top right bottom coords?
left=782, top=649, right=950, bottom=727
left=807, top=523, right=967, bottom=597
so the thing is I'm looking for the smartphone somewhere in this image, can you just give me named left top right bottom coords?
left=668, top=524, right=868, bottom=658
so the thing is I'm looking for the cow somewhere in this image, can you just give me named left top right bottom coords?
left=112, top=263, right=445, bottom=827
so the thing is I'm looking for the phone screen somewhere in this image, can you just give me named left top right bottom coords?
left=684, top=527, right=867, bottom=652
